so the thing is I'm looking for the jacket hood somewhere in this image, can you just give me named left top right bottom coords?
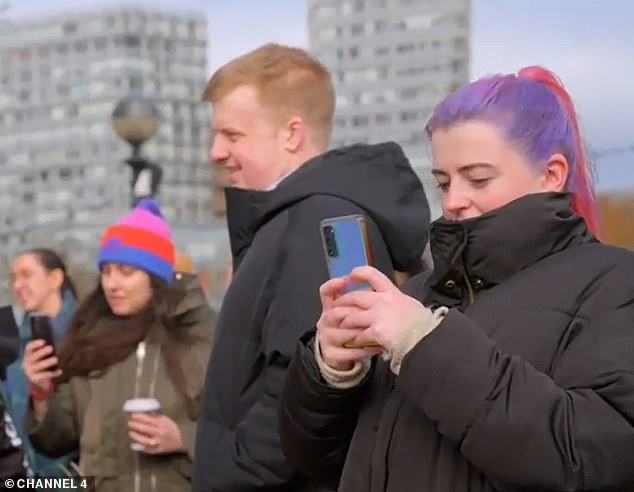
left=171, top=272, right=216, bottom=333
left=225, top=142, right=431, bottom=272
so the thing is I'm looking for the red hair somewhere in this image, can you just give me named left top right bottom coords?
left=518, top=66, right=601, bottom=238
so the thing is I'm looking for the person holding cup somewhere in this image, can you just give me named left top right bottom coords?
left=21, top=199, right=215, bottom=492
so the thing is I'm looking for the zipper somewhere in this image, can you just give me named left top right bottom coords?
left=133, top=341, right=146, bottom=492
left=461, top=260, right=475, bottom=305
left=149, top=346, right=161, bottom=492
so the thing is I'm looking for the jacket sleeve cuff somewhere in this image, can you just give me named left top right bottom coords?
left=314, top=337, right=371, bottom=389
left=386, top=306, right=449, bottom=375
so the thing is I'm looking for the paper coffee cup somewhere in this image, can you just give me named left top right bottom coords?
left=123, top=398, right=161, bottom=452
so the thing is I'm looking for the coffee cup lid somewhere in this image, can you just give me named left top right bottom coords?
left=123, top=398, right=161, bottom=413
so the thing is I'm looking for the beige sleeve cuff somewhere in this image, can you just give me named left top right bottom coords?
left=386, top=307, right=449, bottom=375
left=314, top=337, right=371, bottom=389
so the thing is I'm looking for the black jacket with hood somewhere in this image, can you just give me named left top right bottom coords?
left=192, top=142, right=430, bottom=491
left=279, top=192, right=634, bottom=492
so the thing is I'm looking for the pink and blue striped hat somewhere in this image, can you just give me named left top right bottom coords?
left=97, top=199, right=175, bottom=283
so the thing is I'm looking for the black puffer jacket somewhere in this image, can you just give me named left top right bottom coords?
left=279, top=193, right=634, bottom=492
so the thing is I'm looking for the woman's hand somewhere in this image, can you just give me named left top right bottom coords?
left=335, top=266, right=430, bottom=352
left=128, top=413, right=186, bottom=455
left=22, top=339, right=62, bottom=392
left=317, top=276, right=384, bottom=372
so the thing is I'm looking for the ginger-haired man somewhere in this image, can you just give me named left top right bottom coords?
left=193, top=43, right=429, bottom=491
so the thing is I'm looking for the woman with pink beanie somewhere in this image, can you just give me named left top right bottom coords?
left=20, top=199, right=215, bottom=492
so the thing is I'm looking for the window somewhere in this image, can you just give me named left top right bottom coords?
left=397, top=44, right=415, bottom=54
left=315, top=5, right=337, bottom=19
left=454, top=37, right=467, bottom=51
left=336, top=95, right=349, bottom=107
left=376, top=113, right=391, bottom=125
left=66, top=104, right=78, bottom=118
left=62, top=22, right=77, bottom=34
left=406, top=15, right=434, bottom=29
left=350, top=23, right=364, bottom=35
left=401, top=88, right=419, bottom=100
left=123, top=35, right=141, bottom=48
left=129, top=76, right=143, bottom=91
left=65, top=148, right=80, bottom=160
left=352, top=116, right=369, bottom=127
left=400, top=111, right=419, bottom=122
left=451, top=59, right=466, bottom=74
left=360, top=92, right=374, bottom=104
left=318, top=27, right=337, bottom=41
left=375, top=46, right=389, bottom=56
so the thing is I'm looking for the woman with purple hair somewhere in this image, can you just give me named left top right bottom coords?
left=279, top=66, right=634, bottom=491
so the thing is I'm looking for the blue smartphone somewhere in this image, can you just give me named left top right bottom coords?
left=320, top=214, right=373, bottom=291
left=320, top=215, right=381, bottom=349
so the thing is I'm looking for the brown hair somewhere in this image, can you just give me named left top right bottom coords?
left=202, top=43, right=335, bottom=148
left=18, top=248, right=77, bottom=299
left=57, top=275, right=200, bottom=418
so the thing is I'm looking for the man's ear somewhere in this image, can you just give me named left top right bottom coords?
left=283, top=117, right=307, bottom=153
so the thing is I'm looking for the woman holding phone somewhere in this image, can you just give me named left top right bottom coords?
left=279, top=67, right=634, bottom=491
left=21, top=199, right=215, bottom=492
left=6, top=248, right=79, bottom=483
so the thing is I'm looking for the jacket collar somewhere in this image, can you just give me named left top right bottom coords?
left=429, top=192, right=596, bottom=301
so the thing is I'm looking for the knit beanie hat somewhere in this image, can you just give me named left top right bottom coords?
left=97, top=199, right=175, bottom=284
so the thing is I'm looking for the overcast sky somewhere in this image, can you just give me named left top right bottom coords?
left=7, top=0, right=634, bottom=190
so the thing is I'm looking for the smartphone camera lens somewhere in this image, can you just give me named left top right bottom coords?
left=323, top=226, right=338, bottom=257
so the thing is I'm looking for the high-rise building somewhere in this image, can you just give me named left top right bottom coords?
left=0, top=6, right=211, bottom=256
left=307, top=0, right=471, bottom=217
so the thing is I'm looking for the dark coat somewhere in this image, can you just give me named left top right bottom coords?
left=193, top=142, right=430, bottom=491
left=279, top=193, right=634, bottom=492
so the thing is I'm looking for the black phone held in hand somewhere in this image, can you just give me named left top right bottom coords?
left=30, top=315, right=56, bottom=352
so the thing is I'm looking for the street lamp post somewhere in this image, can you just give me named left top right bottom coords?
left=111, top=94, right=162, bottom=207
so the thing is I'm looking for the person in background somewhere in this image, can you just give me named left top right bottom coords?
left=192, top=43, right=429, bottom=491
left=279, top=66, right=634, bottom=491
left=6, top=249, right=78, bottom=481
left=21, top=199, right=214, bottom=492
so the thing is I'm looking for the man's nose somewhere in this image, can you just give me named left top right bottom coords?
left=210, top=136, right=230, bottom=163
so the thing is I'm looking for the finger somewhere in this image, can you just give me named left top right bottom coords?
left=129, top=430, right=155, bottom=447
left=320, top=327, right=371, bottom=347
left=26, top=345, right=55, bottom=363
left=334, top=290, right=378, bottom=310
left=351, top=328, right=383, bottom=349
left=129, top=412, right=160, bottom=424
left=25, top=339, right=46, bottom=353
left=30, top=370, right=62, bottom=384
left=339, top=310, right=374, bottom=330
left=350, top=266, right=395, bottom=293
left=30, top=357, right=59, bottom=374
left=322, top=345, right=383, bottom=364
left=320, top=306, right=361, bottom=327
left=319, top=277, right=348, bottom=309
left=128, top=420, right=156, bottom=437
